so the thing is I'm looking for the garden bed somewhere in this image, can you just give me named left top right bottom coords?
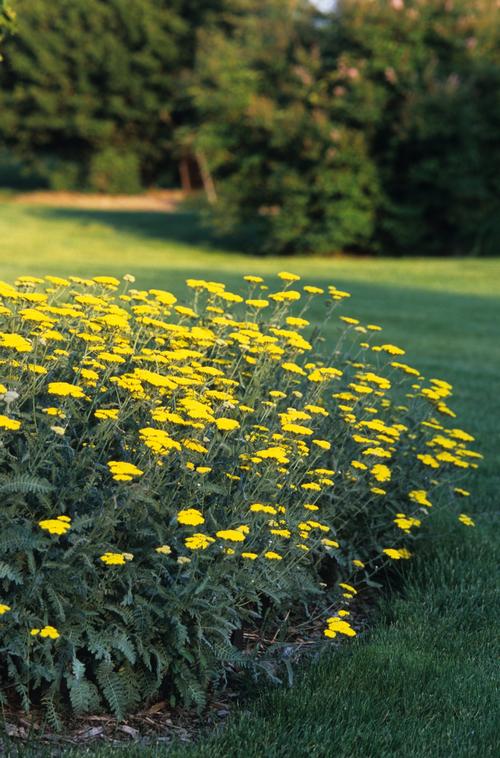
left=0, top=271, right=479, bottom=738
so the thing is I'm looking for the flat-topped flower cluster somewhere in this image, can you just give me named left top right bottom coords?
left=0, top=272, right=479, bottom=719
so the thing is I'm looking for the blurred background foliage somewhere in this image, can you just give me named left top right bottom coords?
left=0, top=0, right=15, bottom=50
left=0, top=0, right=499, bottom=256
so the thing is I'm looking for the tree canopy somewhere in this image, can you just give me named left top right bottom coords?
left=0, top=0, right=225, bottom=190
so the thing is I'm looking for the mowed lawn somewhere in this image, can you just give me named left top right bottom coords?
left=1, top=203, right=499, bottom=757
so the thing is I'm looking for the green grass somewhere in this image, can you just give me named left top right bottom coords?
left=1, top=203, right=499, bottom=757
left=2, top=204, right=500, bottom=296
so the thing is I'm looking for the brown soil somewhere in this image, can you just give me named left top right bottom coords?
left=10, top=189, right=186, bottom=212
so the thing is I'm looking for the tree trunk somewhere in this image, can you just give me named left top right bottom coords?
left=179, top=157, right=192, bottom=193
left=195, top=150, right=217, bottom=205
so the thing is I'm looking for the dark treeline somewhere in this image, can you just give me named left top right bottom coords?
left=0, top=0, right=499, bottom=256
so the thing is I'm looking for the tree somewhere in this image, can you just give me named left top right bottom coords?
left=187, top=0, right=379, bottom=254
left=327, top=0, right=500, bottom=255
left=0, top=0, right=225, bottom=191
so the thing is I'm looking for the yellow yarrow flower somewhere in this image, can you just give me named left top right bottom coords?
left=31, top=625, right=60, bottom=640
left=246, top=299, right=269, bottom=309
left=39, top=516, right=71, bottom=536
left=281, top=362, right=306, bottom=375
left=155, top=545, right=172, bottom=555
left=95, top=409, right=119, bottom=420
left=177, top=508, right=205, bottom=526
left=47, top=382, right=86, bottom=399
left=394, top=514, right=421, bottom=532
left=93, top=276, right=120, bottom=287
left=100, top=552, right=133, bottom=566
left=0, top=415, right=21, bottom=431
left=383, top=548, right=412, bottom=560
left=286, top=316, right=309, bottom=328
left=215, top=418, right=240, bottom=432
left=107, top=460, right=144, bottom=482
left=339, top=582, right=357, bottom=595
left=278, top=271, right=300, bottom=282
left=324, top=616, right=356, bottom=638
left=185, top=533, right=215, bottom=550
left=250, top=503, right=277, bottom=514
left=374, top=344, right=405, bottom=356
left=417, top=453, right=440, bottom=468
left=371, top=464, right=391, bottom=482
left=243, top=275, right=264, bottom=283
left=216, top=529, right=246, bottom=542
left=269, top=290, right=301, bottom=302
left=303, top=285, right=324, bottom=294
left=458, top=513, right=475, bottom=527
left=312, top=439, right=331, bottom=450
left=0, top=332, right=32, bottom=352
left=409, top=489, right=432, bottom=508
left=282, top=423, right=313, bottom=436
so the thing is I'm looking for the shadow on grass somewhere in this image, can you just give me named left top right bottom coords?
left=31, top=206, right=263, bottom=255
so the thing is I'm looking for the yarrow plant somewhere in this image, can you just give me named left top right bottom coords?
left=0, top=272, right=479, bottom=721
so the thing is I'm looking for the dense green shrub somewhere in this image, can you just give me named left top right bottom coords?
left=328, top=0, right=500, bottom=256
left=39, top=158, right=83, bottom=192
left=0, top=151, right=47, bottom=190
left=0, top=272, right=479, bottom=720
left=88, top=148, right=142, bottom=195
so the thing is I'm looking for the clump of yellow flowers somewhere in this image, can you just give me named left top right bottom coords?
left=0, top=272, right=480, bottom=718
